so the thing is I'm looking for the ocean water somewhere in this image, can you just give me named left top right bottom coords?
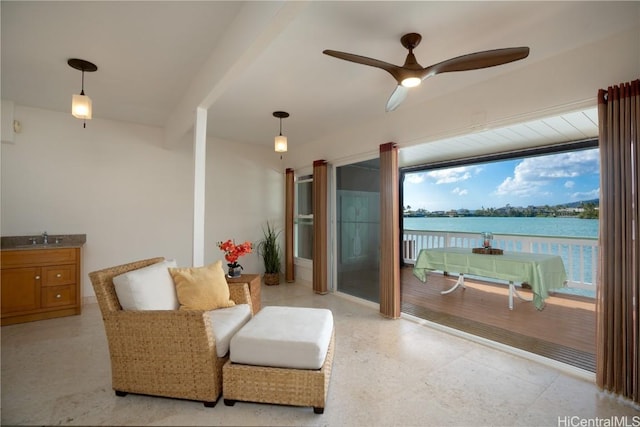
left=403, top=216, right=598, bottom=238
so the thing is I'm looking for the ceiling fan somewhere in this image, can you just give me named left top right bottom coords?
left=323, top=33, right=530, bottom=112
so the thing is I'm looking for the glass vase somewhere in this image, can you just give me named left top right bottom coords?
left=227, top=264, right=242, bottom=278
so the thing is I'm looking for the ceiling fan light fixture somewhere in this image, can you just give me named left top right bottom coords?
left=401, top=77, right=421, bottom=88
left=273, top=111, right=290, bottom=153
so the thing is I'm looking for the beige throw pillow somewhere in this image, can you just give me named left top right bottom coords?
left=168, top=260, right=235, bottom=310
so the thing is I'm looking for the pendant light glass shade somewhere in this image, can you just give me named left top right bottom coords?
left=72, top=93, right=92, bottom=120
left=275, top=135, right=287, bottom=152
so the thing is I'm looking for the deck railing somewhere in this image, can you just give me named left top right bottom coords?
left=402, top=229, right=598, bottom=295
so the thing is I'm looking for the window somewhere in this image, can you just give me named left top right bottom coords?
left=401, top=139, right=599, bottom=294
left=295, top=175, right=313, bottom=260
left=402, top=140, right=599, bottom=222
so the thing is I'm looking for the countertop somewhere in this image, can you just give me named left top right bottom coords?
left=1, top=234, right=86, bottom=251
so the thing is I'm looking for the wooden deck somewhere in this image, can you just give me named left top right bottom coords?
left=401, top=266, right=596, bottom=371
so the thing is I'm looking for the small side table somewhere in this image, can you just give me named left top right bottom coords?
left=226, top=274, right=261, bottom=314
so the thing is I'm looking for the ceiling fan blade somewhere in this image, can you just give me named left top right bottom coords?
left=423, top=47, right=530, bottom=78
left=323, top=49, right=402, bottom=79
left=386, top=85, right=409, bottom=112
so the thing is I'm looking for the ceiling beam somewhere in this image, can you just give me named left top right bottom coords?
left=163, top=1, right=308, bottom=148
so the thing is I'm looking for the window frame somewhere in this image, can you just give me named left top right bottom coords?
left=294, top=173, right=314, bottom=262
left=399, top=138, right=599, bottom=262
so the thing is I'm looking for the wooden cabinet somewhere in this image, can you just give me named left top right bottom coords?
left=1, top=248, right=82, bottom=325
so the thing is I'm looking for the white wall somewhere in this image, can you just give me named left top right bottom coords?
left=203, top=136, right=285, bottom=274
left=1, top=106, right=284, bottom=300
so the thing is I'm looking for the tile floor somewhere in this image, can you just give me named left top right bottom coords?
left=1, top=281, right=638, bottom=426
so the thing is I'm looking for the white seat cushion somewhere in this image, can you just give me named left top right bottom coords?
left=208, top=304, right=252, bottom=358
left=230, top=306, right=334, bottom=370
left=113, top=259, right=179, bottom=310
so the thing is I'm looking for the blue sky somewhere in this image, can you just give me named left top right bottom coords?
left=403, top=148, right=600, bottom=212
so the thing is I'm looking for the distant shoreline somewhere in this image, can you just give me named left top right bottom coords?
left=403, top=213, right=595, bottom=219
left=403, top=199, right=600, bottom=219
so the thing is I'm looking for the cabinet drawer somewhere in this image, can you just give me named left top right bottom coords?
left=1, top=248, right=77, bottom=268
left=41, top=285, right=76, bottom=308
left=42, top=265, right=75, bottom=286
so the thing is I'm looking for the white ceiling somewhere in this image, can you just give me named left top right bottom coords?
left=2, top=1, right=636, bottom=167
left=399, top=107, right=599, bottom=166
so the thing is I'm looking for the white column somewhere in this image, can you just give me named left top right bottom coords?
left=192, top=107, right=207, bottom=266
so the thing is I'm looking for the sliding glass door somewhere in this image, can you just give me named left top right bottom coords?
left=335, top=158, right=380, bottom=303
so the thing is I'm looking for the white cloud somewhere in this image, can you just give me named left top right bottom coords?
left=525, top=150, right=599, bottom=178
left=405, top=172, right=425, bottom=184
left=494, top=149, right=599, bottom=198
left=494, top=175, right=545, bottom=197
left=570, top=188, right=600, bottom=200
left=564, top=181, right=575, bottom=188
left=452, top=187, right=468, bottom=196
left=427, top=166, right=477, bottom=184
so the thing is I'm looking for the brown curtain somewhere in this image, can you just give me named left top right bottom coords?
left=285, top=168, right=295, bottom=282
left=379, top=142, right=401, bottom=318
left=596, top=79, right=639, bottom=404
left=313, top=160, right=328, bottom=294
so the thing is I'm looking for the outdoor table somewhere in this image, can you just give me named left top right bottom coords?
left=413, top=247, right=567, bottom=310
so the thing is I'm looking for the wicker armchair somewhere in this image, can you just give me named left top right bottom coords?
left=89, top=257, right=253, bottom=407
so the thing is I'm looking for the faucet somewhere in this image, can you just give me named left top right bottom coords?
left=42, top=231, right=48, bottom=245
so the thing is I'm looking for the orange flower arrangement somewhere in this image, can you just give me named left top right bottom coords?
left=217, top=239, right=253, bottom=269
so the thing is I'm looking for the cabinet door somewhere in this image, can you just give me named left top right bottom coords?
left=1, top=267, right=41, bottom=314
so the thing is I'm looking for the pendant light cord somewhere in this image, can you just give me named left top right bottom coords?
left=81, top=70, right=86, bottom=128
left=82, top=70, right=86, bottom=128
left=279, top=118, right=283, bottom=159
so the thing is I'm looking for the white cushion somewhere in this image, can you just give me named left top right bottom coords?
left=207, top=304, right=252, bottom=357
left=113, top=259, right=179, bottom=310
left=230, top=306, right=333, bottom=370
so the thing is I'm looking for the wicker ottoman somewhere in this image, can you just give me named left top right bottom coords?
left=222, top=306, right=334, bottom=414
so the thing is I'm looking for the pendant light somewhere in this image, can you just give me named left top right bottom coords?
left=68, top=58, right=98, bottom=128
left=273, top=111, right=289, bottom=153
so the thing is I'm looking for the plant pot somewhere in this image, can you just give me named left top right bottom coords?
left=264, top=272, right=280, bottom=286
left=228, top=265, right=242, bottom=278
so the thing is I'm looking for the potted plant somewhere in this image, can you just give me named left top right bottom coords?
left=217, top=239, right=253, bottom=278
left=257, top=222, right=282, bottom=285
